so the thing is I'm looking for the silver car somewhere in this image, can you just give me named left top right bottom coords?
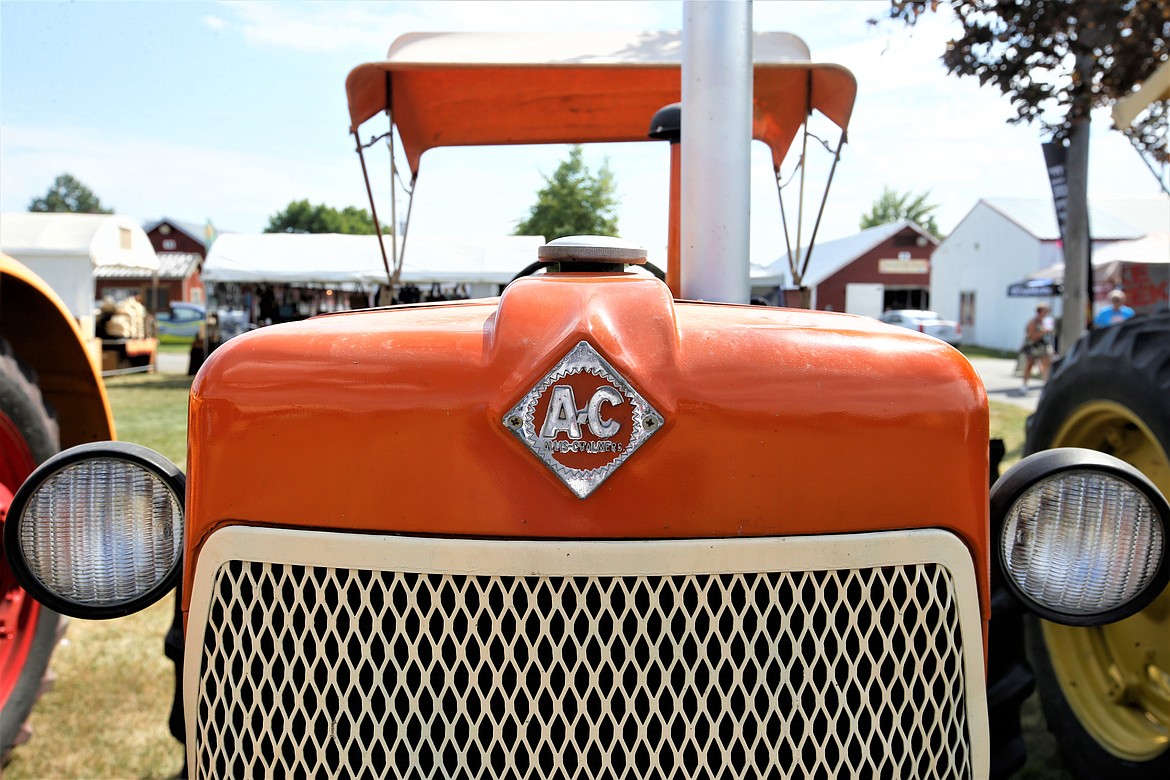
left=879, top=309, right=962, bottom=345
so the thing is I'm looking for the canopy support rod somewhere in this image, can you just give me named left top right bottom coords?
left=395, top=173, right=418, bottom=289
left=776, top=169, right=796, bottom=290
left=793, top=110, right=810, bottom=284
left=354, top=132, right=394, bottom=288
left=387, top=108, right=400, bottom=287
left=797, top=128, right=845, bottom=283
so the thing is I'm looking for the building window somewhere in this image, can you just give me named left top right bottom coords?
left=162, top=239, right=177, bottom=250
left=119, top=227, right=132, bottom=249
left=960, top=291, right=976, bottom=328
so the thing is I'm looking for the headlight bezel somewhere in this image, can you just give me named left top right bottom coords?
left=991, top=447, right=1170, bottom=627
left=3, top=441, right=185, bottom=620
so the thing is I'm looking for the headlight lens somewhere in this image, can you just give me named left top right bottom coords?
left=992, top=448, right=1170, bottom=626
left=1001, top=470, right=1163, bottom=616
left=4, top=442, right=184, bottom=619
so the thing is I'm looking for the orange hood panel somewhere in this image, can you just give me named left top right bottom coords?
left=186, top=272, right=988, bottom=606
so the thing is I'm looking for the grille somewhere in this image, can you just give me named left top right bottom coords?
left=188, top=530, right=985, bottom=779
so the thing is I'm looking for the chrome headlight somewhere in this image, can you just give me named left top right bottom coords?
left=991, top=448, right=1169, bottom=626
left=4, top=442, right=184, bottom=619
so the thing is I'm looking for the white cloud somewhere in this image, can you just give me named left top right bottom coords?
left=203, top=15, right=226, bottom=31
left=212, top=0, right=678, bottom=55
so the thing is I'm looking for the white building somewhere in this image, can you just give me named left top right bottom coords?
left=930, top=197, right=1169, bottom=352
left=0, top=212, right=159, bottom=334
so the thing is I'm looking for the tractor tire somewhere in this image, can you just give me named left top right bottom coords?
left=1024, top=311, right=1170, bottom=779
left=0, top=340, right=64, bottom=759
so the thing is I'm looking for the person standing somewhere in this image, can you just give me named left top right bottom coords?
left=1021, top=304, right=1054, bottom=391
left=1094, top=289, right=1135, bottom=327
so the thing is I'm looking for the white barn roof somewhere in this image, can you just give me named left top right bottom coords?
left=978, top=196, right=1168, bottom=241
left=753, top=219, right=935, bottom=288
left=202, top=233, right=546, bottom=286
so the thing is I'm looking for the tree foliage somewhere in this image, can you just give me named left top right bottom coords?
left=876, top=1, right=1169, bottom=151
left=265, top=200, right=389, bottom=234
left=28, top=173, right=113, bottom=213
left=860, top=186, right=941, bottom=236
left=513, top=146, right=619, bottom=239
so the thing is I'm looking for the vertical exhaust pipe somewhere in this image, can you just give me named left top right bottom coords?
left=680, top=0, right=753, bottom=303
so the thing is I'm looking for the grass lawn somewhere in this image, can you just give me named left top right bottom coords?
left=990, top=398, right=1032, bottom=470
left=4, top=375, right=1062, bottom=777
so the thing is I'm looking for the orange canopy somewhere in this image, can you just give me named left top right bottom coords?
left=346, top=31, right=856, bottom=176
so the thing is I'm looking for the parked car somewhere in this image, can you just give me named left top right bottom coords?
left=879, top=309, right=962, bottom=345
left=156, top=302, right=206, bottom=343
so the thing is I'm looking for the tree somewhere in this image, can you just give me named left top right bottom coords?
left=877, top=0, right=1169, bottom=350
left=265, top=200, right=389, bottom=234
left=28, top=174, right=112, bottom=213
left=513, top=146, right=619, bottom=239
left=860, top=187, right=941, bottom=236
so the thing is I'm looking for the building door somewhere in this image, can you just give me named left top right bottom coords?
left=845, top=283, right=885, bottom=318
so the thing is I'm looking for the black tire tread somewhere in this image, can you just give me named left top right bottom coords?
left=0, top=339, right=65, bottom=760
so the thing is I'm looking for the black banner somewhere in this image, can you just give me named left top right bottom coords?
left=1042, top=139, right=1094, bottom=320
left=1041, top=141, right=1070, bottom=245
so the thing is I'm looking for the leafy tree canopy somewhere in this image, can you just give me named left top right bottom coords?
left=860, top=186, right=941, bottom=236
left=265, top=200, right=390, bottom=234
left=513, top=146, right=619, bottom=239
left=28, top=173, right=113, bottom=214
left=875, top=0, right=1169, bottom=154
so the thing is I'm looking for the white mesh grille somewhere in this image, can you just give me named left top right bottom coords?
left=187, top=531, right=984, bottom=779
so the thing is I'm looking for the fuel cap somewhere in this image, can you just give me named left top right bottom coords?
left=538, top=235, right=647, bottom=272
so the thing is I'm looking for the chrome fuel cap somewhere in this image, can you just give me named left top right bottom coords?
left=538, top=236, right=647, bottom=269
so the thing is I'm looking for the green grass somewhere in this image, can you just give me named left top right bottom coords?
left=990, top=398, right=1032, bottom=470
left=4, top=373, right=1065, bottom=778
left=103, top=373, right=192, bottom=466
left=961, top=344, right=1021, bottom=360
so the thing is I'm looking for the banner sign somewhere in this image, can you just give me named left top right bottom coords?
left=1008, top=279, right=1062, bottom=297
left=1042, top=139, right=1093, bottom=322
left=1041, top=142, right=1070, bottom=246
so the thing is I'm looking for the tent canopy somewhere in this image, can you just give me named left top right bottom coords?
left=1028, top=232, right=1170, bottom=282
left=202, top=233, right=546, bottom=286
left=346, top=31, right=856, bottom=176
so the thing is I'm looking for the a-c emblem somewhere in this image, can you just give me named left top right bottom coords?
left=503, top=341, right=664, bottom=498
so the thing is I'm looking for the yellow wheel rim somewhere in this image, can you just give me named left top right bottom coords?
left=1041, top=400, right=1170, bottom=761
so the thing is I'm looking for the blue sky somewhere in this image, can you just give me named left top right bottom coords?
left=1, top=1, right=1162, bottom=268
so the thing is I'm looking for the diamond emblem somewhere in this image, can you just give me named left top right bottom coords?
left=503, top=341, right=664, bottom=498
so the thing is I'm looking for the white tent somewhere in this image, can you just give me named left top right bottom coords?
left=1028, top=232, right=1170, bottom=281
left=1025, top=232, right=1170, bottom=314
left=0, top=212, right=159, bottom=320
left=202, top=233, right=546, bottom=292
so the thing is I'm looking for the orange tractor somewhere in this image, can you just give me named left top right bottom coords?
left=4, top=19, right=1168, bottom=780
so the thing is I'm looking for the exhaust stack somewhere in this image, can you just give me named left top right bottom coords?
left=680, top=0, right=753, bottom=303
